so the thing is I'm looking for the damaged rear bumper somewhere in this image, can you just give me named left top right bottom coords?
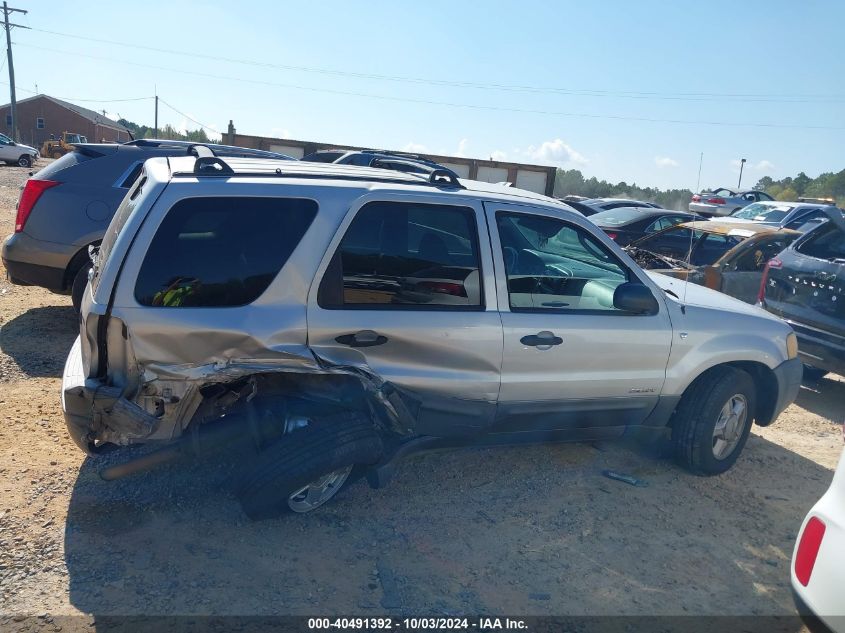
left=62, top=336, right=161, bottom=454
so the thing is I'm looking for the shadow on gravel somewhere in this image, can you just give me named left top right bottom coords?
left=63, top=432, right=829, bottom=625
left=0, top=305, right=77, bottom=377
left=796, top=374, right=845, bottom=423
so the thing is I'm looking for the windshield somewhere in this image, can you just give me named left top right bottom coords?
left=731, top=202, right=793, bottom=222
left=589, top=207, right=649, bottom=226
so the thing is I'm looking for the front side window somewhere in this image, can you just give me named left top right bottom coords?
left=135, top=197, right=317, bottom=307
left=496, top=212, right=629, bottom=312
left=319, top=201, right=482, bottom=309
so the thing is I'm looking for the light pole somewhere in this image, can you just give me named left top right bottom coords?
left=737, top=158, right=747, bottom=189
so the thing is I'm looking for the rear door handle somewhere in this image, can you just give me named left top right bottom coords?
left=520, top=331, right=563, bottom=348
left=335, top=330, right=388, bottom=348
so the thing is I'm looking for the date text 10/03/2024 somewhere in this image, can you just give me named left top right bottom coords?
left=307, top=617, right=529, bottom=630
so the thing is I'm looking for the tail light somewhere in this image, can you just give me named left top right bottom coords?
left=692, top=194, right=701, bottom=202
left=705, top=197, right=726, bottom=205
left=417, top=281, right=467, bottom=297
left=605, top=232, right=618, bottom=241
left=794, top=516, right=826, bottom=586
left=757, top=258, right=781, bottom=304
left=15, top=179, right=60, bottom=232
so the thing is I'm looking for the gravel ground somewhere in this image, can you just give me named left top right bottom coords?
left=0, top=163, right=842, bottom=630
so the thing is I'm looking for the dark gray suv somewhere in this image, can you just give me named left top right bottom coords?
left=2, top=139, right=292, bottom=309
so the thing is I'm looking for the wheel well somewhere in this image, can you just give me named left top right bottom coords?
left=676, top=361, right=778, bottom=428
left=63, top=241, right=100, bottom=290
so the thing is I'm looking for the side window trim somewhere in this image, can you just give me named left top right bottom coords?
left=316, top=197, right=489, bottom=312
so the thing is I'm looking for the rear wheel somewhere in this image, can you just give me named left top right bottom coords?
left=17, top=155, right=31, bottom=167
left=51, top=151, right=62, bottom=159
left=71, top=262, right=92, bottom=312
left=237, top=411, right=382, bottom=520
left=672, top=367, right=756, bottom=475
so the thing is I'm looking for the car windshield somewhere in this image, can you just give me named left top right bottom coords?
left=589, top=207, right=650, bottom=226
left=731, top=202, right=794, bottom=222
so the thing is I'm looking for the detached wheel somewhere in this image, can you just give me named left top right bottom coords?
left=71, top=262, right=92, bottom=312
left=672, top=367, right=756, bottom=475
left=237, top=411, right=382, bottom=520
left=17, top=155, right=32, bottom=167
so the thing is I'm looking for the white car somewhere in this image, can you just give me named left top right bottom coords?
left=0, top=132, right=39, bottom=167
left=792, top=430, right=845, bottom=632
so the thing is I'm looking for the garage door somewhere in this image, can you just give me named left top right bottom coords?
left=515, top=170, right=548, bottom=194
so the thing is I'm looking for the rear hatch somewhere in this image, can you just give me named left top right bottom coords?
left=764, top=222, right=845, bottom=339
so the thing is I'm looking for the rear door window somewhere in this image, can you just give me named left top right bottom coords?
left=319, top=201, right=483, bottom=309
left=797, top=224, right=845, bottom=260
left=134, top=197, right=317, bottom=307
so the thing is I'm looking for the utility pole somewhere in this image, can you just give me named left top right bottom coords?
left=737, top=158, right=747, bottom=189
left=2, top=2, right=29, bottom=142
left=154, top=94, right=158, bottom=139
left=695, top=152, right=703, bottom=192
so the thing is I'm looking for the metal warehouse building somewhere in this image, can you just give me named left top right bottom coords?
left=220, top=123, right=557, bottom=196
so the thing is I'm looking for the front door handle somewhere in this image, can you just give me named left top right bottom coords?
left=520, top=331, right=563, bottom=348
left=335, top=330, right=389, bottom=348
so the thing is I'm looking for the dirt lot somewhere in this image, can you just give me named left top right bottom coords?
left=0, top=163, right=842, bottom=628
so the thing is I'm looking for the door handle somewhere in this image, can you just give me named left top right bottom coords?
left=520, top=331, right=563, bottom=348
left=335, top=330, right=389, bottom=348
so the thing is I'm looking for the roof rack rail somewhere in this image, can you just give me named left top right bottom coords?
left=429, top=168, right=463, bottom=188
left=189, top=145, right=235, bottom=176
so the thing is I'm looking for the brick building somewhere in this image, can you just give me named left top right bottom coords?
left=0, top=94, right=131, bottom=147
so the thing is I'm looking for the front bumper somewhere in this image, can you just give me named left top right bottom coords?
left=770, top=357, right=803, bottom=423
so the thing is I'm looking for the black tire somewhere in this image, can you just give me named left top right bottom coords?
left=71, top=262, right=92, bottom=312
left=237, top=411, right=382, bottom=520
left=671, top=366, right=756, bottom=476
left=51, top=151, right=62, bottom=159
left=802, top=365, right=828, bottom=382
left=17, top=155, right=31, bottom=167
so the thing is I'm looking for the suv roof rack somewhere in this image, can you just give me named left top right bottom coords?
left=189, top=145, right=235, bottom=176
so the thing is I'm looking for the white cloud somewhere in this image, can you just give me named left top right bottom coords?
left=490, top=150, right=508, bottom=162
left=270, top=127, right=291, bottom=139
left=518, top=139, right=588, bottom=168
left=655, top=156, right=679, bottom=168
left=402, top=142, right=428, bottom=153
left=455, top=138, right=469, bottom=158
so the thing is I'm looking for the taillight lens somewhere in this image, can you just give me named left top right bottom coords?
left=605, top=232, right=618, bottom=241
left=705, top=197, right=726, bottom=205
left=15, top=179, right=59, bottom=232
left=757, top=258, right=781, bottom=304
left=417, top=281, right=467, bottom=297
left=795, top=516, right=826, bottom=586
left=692, top=194, right=701, bottom=202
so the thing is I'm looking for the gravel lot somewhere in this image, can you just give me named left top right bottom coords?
left=0, top=163, right=842, bottom=629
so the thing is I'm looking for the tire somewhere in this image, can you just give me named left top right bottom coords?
left=17, top=155, right=31, bottom=167
left=802, top=365, right=828, bottom=382
left=237, top=411, right=383, bottom=520
left=71, top=262, right=92, bottom=312
left=671, top=366, right=756, bottom=476
left=51, top=151, right=62, bottom=159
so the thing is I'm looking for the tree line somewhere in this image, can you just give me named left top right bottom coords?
left=118, top=118, right=212, bottom=143
left=553, top=167, right=845, bottom=210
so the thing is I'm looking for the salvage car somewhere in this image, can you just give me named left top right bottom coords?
left=588, top=207, right=700, bottom=246
left=625, top=221, right=800, bottom=304
left=0, top=132, right=39, bottom=167
left=689, top=188, right=774, bottom=217
left=1, top=139, right=293, bottom=310
left=720, top=200, right=843, bottom=232
left=792, top=432, right=845, bottom=633
left=759, top=216, right=845, bottom=378
left=62, top=149, right=802, bottom=519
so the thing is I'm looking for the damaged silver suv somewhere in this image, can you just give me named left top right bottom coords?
left=62, top=148, right=803, bottom=519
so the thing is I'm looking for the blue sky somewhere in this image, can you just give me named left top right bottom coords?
left=7, top=0, right=844, bottom=190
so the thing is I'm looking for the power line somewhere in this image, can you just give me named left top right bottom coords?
left=157, top=97, right=217, bottom=133
left=14, top=42, right=845, bottom=132
left=20, top=26, right=845, bottom=104
left=4, top=83, right=153, bottom=102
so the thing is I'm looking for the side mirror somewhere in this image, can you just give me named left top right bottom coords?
left=613, top=282, right=659, bottom=315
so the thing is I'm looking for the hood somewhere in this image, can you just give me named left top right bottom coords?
left=15, top=142, right=38, bottom=154
left=646, top=271, right=782, bottom=322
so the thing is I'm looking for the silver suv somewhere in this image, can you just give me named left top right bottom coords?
left=62, top=149, right=803, bottom=519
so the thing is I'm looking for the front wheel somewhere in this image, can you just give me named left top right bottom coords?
left=671, top=367, right=756, bottom=475
left=17, top=155, right=32, bottom=167
left=236, top=411, right=383, bottom=520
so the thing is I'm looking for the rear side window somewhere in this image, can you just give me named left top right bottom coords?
left=135, top=197, right=316, bottom=307
left=319, top=201, right=482, bottom=309
left=797, top=224, right=845, bottom=260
